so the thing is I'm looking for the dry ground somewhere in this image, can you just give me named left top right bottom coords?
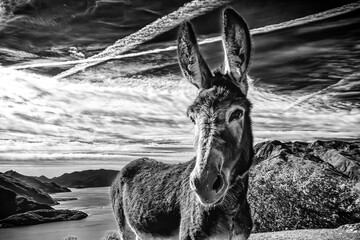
left=250, top=228, right=360, bottom=240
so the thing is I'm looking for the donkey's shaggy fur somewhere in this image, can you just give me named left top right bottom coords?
left=111, top=8, right=254, bottom=240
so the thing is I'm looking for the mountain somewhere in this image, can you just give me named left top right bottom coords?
left=252, top=140, right=360, bottom=179
left=36, top=175, right=51, bottom=183
left=4, top=170, right=70, bottom=193
left=0, top=173, right=88, bottom=225
left=0, top=173, right=57, bottom=205
left=51, top=169, right=119, bottom=188
left=0, top=186, right=52, bottom=220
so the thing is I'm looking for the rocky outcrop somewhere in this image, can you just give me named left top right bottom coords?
left=249, top=140, right=360, bottom=233
left=4, top=170, right=71, bottom=193
left=0, top=209, right=88, bottom=228
left=253, top=140, right=359, bottom=179
left=338, top=223, right=360, bottom=232
left=51, top=169, right=119, bottom=188
left=315, top=149, right=359, bottom=180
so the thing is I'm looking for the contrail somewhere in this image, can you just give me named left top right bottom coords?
left=8, top=0, right=360, bottom=81
left=52, top=0, right=235, bottom=80
left=285, top=72, right=360, bottom=110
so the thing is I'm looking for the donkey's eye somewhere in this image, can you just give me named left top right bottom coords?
left=229, top=109, right=243, bottom=122
left=189, top=116, right=196, bottom=124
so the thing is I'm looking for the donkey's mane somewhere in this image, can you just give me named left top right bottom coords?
left=211, top=70, right=247, bottom=96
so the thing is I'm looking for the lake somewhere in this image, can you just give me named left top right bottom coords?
left=0, top=187, right=117, bottom=240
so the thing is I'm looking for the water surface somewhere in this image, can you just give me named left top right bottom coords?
left=0, top=187, right=117, bottom=240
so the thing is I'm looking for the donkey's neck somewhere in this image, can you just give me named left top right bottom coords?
left=230, top=128, right=254, bottom=185
left=231, top=151, right=252, bottom=183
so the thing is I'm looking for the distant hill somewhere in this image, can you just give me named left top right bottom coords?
left=0, top=172, right=88, bottom=225
left=0, top=187, right=52, bottom=220
left=4, top=170, right=70, bottom=193
left=36, top=175, right=51, bottom=183
left=0, top=173, right=57, bottom=205
left=51, top=169, right=119, bottom=188
left=0, top=173, right=55, bottom=220
left=0, top=209, right=88, bottom=228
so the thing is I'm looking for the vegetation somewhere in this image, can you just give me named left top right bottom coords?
left=101, top=231, right=121, bottom=240
left=63, top=236, right=78, bottom=240
left=63, top=231, right=121, bottom=240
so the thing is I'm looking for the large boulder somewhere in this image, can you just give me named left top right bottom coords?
left=249, top=140, right=360, bottom=233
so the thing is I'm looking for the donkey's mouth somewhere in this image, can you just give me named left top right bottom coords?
left=196, top=189, right=226, bottom=206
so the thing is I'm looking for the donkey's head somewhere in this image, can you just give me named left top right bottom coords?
left=178, top=8, right=253, bottom=206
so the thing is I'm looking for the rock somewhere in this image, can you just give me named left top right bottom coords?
left=316, top=150, right=360, bottom=180
left=253, top=140, right=291, bottom=165
left=309, top=140, right=360, bottom=180
left=51, top=169, right=119, bottom=188
left=338, top=223, right=360, bottom=232
left=0, top=209, right=88, bottom=228
left=249, top=140, right=360, bottom=233
left=4, top=170, right=71, bottom=193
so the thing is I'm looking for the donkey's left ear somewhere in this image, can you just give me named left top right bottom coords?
left=222, top=8, right=252, bottom=95
left=178, top=22, right=213, bottom=89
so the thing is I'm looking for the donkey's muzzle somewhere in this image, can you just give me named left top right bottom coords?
left=190, top=165, right=228, bottom=205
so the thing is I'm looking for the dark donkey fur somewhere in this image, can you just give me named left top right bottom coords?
left=111, top=8, right=254, bottom=240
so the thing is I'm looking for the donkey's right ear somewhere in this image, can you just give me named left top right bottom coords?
left=177, top=22, right=212, bottom=89
left=222, top=8, right=252, bottom=95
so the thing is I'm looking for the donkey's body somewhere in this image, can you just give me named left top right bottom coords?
left=111, top=158, right=251, bottom=240
left=111, top=8, right=254, bottom=240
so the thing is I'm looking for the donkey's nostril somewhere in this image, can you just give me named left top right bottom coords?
left=212, top=175, right=223, bottom=193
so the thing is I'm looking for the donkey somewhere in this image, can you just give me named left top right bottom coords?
left=111, top=8, right=254, bottom=240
